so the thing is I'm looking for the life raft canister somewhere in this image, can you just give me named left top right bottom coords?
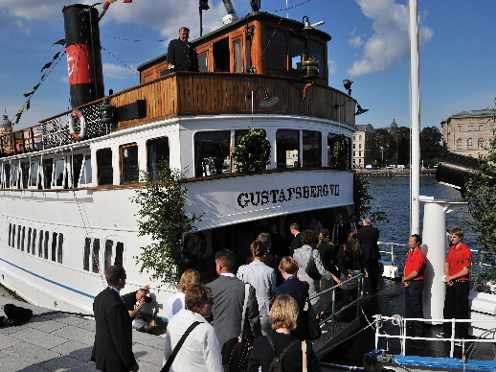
left=69, top=109, right=87, bottom=141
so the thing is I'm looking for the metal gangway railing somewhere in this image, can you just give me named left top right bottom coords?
left=310, top=273, right=364, bottom=325
left=373, top=315, right=496, bottom=360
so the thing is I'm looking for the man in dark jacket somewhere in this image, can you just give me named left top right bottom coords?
left=92, top=266, right=138, bottom=372
left=288, top=223, right=303, bottom=256
left=357, top=217, right=381, bottom=294
left=167, top=26, right=199, bottom=72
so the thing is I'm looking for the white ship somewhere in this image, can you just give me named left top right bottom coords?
left=0, top=3, right=360, bottom=316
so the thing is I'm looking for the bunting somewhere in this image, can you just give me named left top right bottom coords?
left=100, top=0, right=133, bottom=20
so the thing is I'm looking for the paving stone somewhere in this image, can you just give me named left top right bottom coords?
left=39, top=355, right=88, bottom=371
left=0, top=322, right=37, bottom=335
left=0, top=333, right=21, bottom=350
left=0, top=354, right=46, bottom=372
left=13, top=328, right=69, bottom=349
left=137, top=359, right=162, bottom=372
left=51, top=325, right=95, bottom=345
left=2, top=341, right=60, bottom=364
left=50, top=340, right=89, bottom=356
left=65, top=345, right=94, bottom=363
left=133, top=343, right=164, bottom=367
left=133, top=330, right=166, bottom=350
left=28, top=319, right=68, bottom=333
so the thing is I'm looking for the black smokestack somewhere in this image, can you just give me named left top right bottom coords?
left=63, top=4, right=104, bottom=108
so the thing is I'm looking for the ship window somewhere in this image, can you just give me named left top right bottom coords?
left=32, top=229, right=37, bottom=255
left=147, top=137, right=170, bottom=180
left=276, top=129, right=300, bottom=169
left=21, top=161, right=29, bottom=189
left=44, top=230, right=49, bottom=259
left=72, top=154, right=84, bottom=188
left=198, top=52, right=208, bottom=72
left=303, top=130, right=322, bottom=167
left=328, top=134, right=351, bottom=170
left=309, top=40, right=325, bottom=78
left=21, top=226, right=25, bottom=251
left=265, top=27, right=286, bottom=71
left=213, top=38, right=230, bottom=72
left=97, top=148, right=113, bottom=185
left=4, top=163, right=10, bottom=188
left=8, top=223, right=12, bottom=246
left=29, top=159, right=41, bottom=188
left=80, top=155, right=92, bottom=185
left=57, top=234, right=63, bottom=263
left=115, top=242, right=124, bottom=266
left=17, top=224, right=21, bottom=249
left=104, top=240, right=113, bottom=271
left=27, top=227, right=32, bottom=254
left=38, top=229, right=43, bottom=257
left=120, top=143, right=139, bottom=184
left=233, top=38, right=243, bottom=73
left=43, top=159, right=53, bottom=189
left=92, top=239, right=101, bottom=273
left=195, top=131, right=231, bottom=177
left=52, top=232, right=58, bottom=261
left=53, top=158, right=65, bottom=187
left=83, top=238, right=91, bottom=271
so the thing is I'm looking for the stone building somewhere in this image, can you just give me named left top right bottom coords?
left=441, top=108, right=496, bottom=158
left=0, top=113, right=12, bottom=137
left=353, top=124, right=374, bottom=168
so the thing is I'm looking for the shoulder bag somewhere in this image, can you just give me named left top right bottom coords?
left=305, top=249, right=322, bottom=281
left=160, top=321, right=202, bottom=372
left=266, top=336, right=299, bottom=372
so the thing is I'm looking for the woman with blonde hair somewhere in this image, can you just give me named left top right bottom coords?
left=248, top=294, right=320, bottom=371
left=165, top=268, right=200, bottom=319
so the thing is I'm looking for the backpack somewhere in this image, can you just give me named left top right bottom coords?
left=266, top=336, right=300, bottom=372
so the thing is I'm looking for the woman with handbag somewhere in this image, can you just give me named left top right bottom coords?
left=248, top=295, right=320, bottom=372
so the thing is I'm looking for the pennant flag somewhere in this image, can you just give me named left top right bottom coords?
left=103, top=0, right=118, bottom=11
left=52, top=51, right=61, bottom=60
left=40, top=61, right=53, bottom=72
left=53, top=38, right=65, bottom=46
left=23, top=83, right=40, bottom=98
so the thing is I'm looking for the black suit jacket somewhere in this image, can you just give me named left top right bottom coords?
left=288, top=233, right=303, bottom=256
left=167, top=39, right=199, bottom=72
left=92, top=287, right=136, bottom=372
left=357, top=225, right=380, bottom=265
left=274, top=276, right=308, bottom=311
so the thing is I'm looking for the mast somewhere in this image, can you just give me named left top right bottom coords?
left=409, top=0, right=421, bottom=234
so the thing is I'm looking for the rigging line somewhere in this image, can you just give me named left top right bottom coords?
left=101, top=46, right=137, bottom=73
left=272, top=0, right=314, bottom=14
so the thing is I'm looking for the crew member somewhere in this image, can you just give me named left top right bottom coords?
left=402, top=234, right=426, bottom=336
left=167, top=26, right=199, bottom=72
left=444, top=228, right=472, bottom=339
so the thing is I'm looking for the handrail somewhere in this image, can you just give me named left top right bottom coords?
left=309, top=273, right=363, bottom=301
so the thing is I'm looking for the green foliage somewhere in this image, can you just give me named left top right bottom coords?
left=132, top=166, right=200, bottom=285
left=329, top=135, right=350, bottom=169
left=232, top=128, right=271, bottom=174
left=353, top=172, right=371, bottom=218
left=420, top=126, right=447, bottom=167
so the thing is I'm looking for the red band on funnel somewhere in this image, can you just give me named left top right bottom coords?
left=66, top=44, right=92, bottom=85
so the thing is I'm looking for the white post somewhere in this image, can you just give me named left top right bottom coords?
left=409, top=0, right=421, bottom=235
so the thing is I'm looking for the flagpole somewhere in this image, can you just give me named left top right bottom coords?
left=409, top=0, right=421, bottom=235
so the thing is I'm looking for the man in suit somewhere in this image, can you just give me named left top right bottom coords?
left=167, top=26, right=199, bottom=72
left=92, top=265, right=139, bottom=372
left=357, top=217, right=381, bottom=294
left=288, top=223, right=303, bottom=256
left=207, top=249, right=261, bottom=349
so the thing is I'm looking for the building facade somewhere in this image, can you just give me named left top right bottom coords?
left=441, top=109, right=496, bottom=158
left=353, top=124, right=373, bottom=168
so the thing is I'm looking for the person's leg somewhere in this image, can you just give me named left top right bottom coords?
left=443, top=284, right=455, bottom=337
left=454, top=282, right=470, bottom=339
left=411, top=281, right=424, bottom=337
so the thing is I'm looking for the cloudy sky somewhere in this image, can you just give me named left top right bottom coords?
left=0, top=0, right=495, bottom=129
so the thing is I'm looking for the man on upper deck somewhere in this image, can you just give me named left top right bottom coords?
left=167, top=26, right=199, bottom=72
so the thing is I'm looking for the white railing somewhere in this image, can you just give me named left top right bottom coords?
left=378, top=241, right=407, bottom=267
left=374, top=315, right=496, bottom=360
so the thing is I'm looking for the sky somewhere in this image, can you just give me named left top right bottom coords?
left=0, top=0, right=495, bottom=130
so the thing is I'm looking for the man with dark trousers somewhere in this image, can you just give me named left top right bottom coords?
left=402, top=234, right=426, bottom=336
left=357, top=217, right=380, bottom=294
left=92, top=265, right=138, bottom=372
left=288, top=222, right=303, bottom=256
left=167, top=26, right=199, bottom=72
left=444, top=228, right=472, bottom=339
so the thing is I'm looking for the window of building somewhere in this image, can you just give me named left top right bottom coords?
left=147, top=137, right=170, bottom=180
left=4, top=163, right=11, bottom=188
left=302, top=130, right=321, bottom=167
left=83, top=238, right=91, bottom=271
left=21, top=161, right=30, bottom=189
left=456, top=138, right=463, bottom=150
left=467, top=138, right=473, bottom=149
left=478, top=138, right=485, bottom=149
left=233, top=38, right=243, bottom=73
left=57, top=234, right=63, bottom=263
left=27, top=227, right=32, bottom=254
left=276, top=130, right=300, bottom=169
left=53, top=158, right=65, bottom=187
left=51, top=232, right=58, bottom=261
left=104, top=240, right=113, bottom=271
left=17, top=224, right=21, bottom=249
left=92, top=238, right=100, bottom=273
left=195, top=131, right=231, bottom=177
left=353, top=143, right=356, bottom=149
left=38, top=229, right=44, bottom=257
left=115, top=242, right=124, bottom=266
left=198, top=52, right=208, bottom=72
left=44, top=230, right=49, bottom=259
left=29, top=159, right=40, bottom=188
left=32, top=229, right=37, bottom=255
left=97, top=148, right=113, bottom=185
left=43, top=159, right=53, bottom=189
left=120, top=143, right=139, bottom=184
left=479, top=125, right=485, bottom=131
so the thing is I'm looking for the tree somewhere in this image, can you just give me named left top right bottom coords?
left=420, top=126, right=446, bottom=167
left=232, top=128, right=271, bottom=174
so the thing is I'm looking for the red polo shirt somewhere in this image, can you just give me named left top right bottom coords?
left=446, top=242, right=471, bottom=281
left=404, top=247, right=426, bottom=280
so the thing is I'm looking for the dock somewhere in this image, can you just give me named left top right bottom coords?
left=0, top=295, right=165, bottom=372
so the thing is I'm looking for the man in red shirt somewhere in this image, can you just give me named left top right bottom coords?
left=402, top=234, right=426, bottom=336
left=443, top=228, right=472, bottom=339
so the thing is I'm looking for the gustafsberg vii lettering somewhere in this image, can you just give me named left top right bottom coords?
left=237, top=184, right=340, bottom=209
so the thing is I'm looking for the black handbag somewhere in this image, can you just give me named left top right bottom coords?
left=298, top=299, right=321, bottom=341
left=305, top=249, right=322, bottom=281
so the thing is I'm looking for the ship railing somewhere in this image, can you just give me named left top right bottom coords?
left=378, top=241, right=407, bottom=267
left=373, top=315, right=496, bottom=360
left=310, top=273, right=364, bottom=324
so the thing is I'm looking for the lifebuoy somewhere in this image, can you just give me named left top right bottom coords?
left=69, top=109, right=87, bottom=141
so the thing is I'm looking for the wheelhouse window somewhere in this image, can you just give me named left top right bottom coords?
left=97, top=148, right=113, bottom=185
left=195, top=131, right=231, bottom=177
left=29, top=159, right=40, bottom=188
left=309, top=40, right=326, bottom=78
left=290, top=37, right=305, bottom=71
left=276, top=130, right=300, bottom=169
left=43, top=159, right=53, bottom=189
left=213, top=38, right=230, bottom=72
left=115, top=242, right=124, bottom=266
left=265, top=27, right=286, bottom=71
left=53, top=158, right=65, bottom=187
left=198, top=52, right=208, bottom=72
left=92, top=238, right=100, bottom=273
left=120, top=143, right=139, bottom=184
left=233, top=38, right=243, bottom=73
left=147, top=137, right=170, bottom=180
left=21, top=161, right=29, bottom=189
left=303, top=130, right=322, bottom=167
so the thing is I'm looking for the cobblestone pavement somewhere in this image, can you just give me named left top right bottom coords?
left=0, top=295, right=165, bottom=372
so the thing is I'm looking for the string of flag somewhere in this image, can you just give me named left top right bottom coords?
left=272, top=0, right=313, bottom=14
left=101, top=46, right=137, bottom=73
left=99, top=0, right=133, bottom=20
